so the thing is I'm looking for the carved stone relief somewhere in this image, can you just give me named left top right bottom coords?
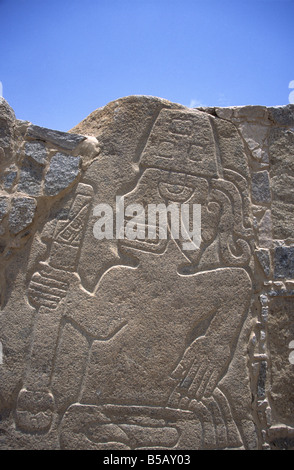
left=0, top=96, right=293, bottom=450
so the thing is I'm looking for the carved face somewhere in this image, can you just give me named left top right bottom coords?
left=116, top=107, right=225, bottom=259
left=118, top=168, right=221, bottom=258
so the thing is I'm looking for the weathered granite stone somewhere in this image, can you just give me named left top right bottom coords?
left=18, top=157, right=43, bottom=196
left=269, top=127, right=294, bottom=239
left=252, top=171, right=271, bottom=204
left=258, top=209, right=273, bottom=249
left=0, top=196, right=9, bottom=219
left=0, top=96, right=294, bottom=450
left=0, top=97, right=15, bottom=168
left=239, top=122, right=268, bottom=151
left=0, top=118, right=13, bottom=152
left=274, top=246, right=294, bottom=279
left=8, top=196, right=37, bottom=234
left=3, top=169, right=17, bottom=190
left=255, top=248, right=271, bottom=277
left=268, top=428, right=294, bottom=450
left=26, top=124, right=86, bottom=150
left=268, top=104, right=294, bottom=127
left=24, top=141, right=47, bottom=165
left=213, top=117, right=250, bottom=179
left=233, top=105, right=268, bottom=121
left=44, top=153, right=81, bottom=196
left=268, top=296, right=294, bottom=422
left=0, top=195, right=9, bottom=235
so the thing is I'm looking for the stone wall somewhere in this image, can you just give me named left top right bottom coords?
left=0, top=95, right=293, bottom=450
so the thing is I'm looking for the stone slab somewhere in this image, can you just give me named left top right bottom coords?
left=26, top=124, right=86, bottom=150
left=0, top=96, right=293, bottom=450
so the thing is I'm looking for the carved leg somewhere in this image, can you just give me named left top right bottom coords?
left=16, top=307, right=61, bottom=432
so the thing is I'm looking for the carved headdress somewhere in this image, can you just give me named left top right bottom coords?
left=127, top=108, right=253, bottom=268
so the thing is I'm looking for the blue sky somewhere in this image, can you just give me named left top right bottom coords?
left=1, top=0, right=293, bottom=131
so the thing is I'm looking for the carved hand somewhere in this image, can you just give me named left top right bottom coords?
left=168, top=336, right=231, bottom=408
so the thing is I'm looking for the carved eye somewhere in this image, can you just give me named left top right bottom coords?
left=158, top=182, right=194, bottom=202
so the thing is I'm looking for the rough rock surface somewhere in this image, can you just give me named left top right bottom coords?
left=0, top=95, right=293, bottom=450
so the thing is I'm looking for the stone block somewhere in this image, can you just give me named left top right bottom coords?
left=274, top=246, right=294, bottom=279
left=0, top=96, right=293, bottom=450
left=18, top=156, right=43, bottom=196
left=252, top=171, right=271, bottom=204
left=9, top=196, right=36, bottom=234
left=24, top=141, right=48, bottom=165
left=27, top=124, right=86, bottom=150
left=268, top=296, right=294, bottom=423
left=44, top=153, right=81, bottom=196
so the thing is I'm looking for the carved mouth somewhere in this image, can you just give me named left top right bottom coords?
left=118, top=221, right=168, bottom=253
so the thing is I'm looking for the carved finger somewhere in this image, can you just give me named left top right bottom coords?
left=171, top=345, right=196, bottom=379
left=203, top=370, right=218, bottom=398
left=167, top=389, right=182, bottom=409
left=196, top=400, right=216, bottom=449
left=213, top=388, right=242, bottom=448
left=179, top=396, right=190, bottom=410
left=183, top=360, right=200, bottom=394
left=188, top=363, right=206, bottom=398
left=170, top=362, right=186, bottom=379
left=195, top=368, right=212, bottom=400
left=204, top=397, right=227, bottom=448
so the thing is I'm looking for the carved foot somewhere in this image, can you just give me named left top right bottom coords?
left=59, top=404, right=182, bottom=450
left=15, top=388, right=55, bottom=433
